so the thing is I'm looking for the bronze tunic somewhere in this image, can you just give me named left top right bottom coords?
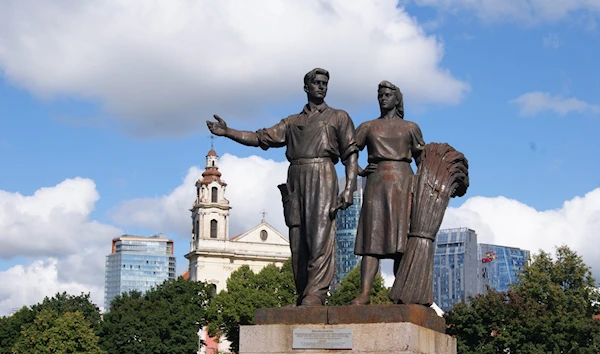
left=354, top=115, right=425, bottom=257
left=256, top=102, right=358, bottom=303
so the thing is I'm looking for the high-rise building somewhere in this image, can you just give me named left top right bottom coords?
left=104, top=233, right=176, bottom=310
left=478, top=243, right=530, bottom=293
left=433, top=227, right=479, bottom=312
left=331, top=177, right=365, bottom=290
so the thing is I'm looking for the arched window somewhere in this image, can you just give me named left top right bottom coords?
left=210, top=219, right=218, bottom=238
left=211, top=187, right=218, bottom=203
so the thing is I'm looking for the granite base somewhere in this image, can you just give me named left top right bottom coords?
left=239, top=305, right=456, bottom=354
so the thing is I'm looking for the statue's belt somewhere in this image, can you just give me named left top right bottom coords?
left=290, top=157, right=331, bottom=165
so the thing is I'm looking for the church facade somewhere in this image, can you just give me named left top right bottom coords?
left=185, top=148, right=291, bottom=291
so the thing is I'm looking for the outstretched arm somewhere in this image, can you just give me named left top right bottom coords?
left=207, top=115, right=259, bottom=147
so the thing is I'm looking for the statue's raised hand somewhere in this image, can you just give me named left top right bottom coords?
left=207, top=114, right=228, bottom=136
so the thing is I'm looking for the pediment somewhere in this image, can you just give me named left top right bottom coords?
left=230, top=221, right=288, bottom=245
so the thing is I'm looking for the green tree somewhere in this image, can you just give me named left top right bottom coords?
left=328, top=264, right=392, bottom=306
left=207, top=259, right=297, bottom=353
left=0, top=307, right=35, bottom=354
left=0, top=292, right=101, bottom=354
left=32, top=292, right=102, bottom=332
left=446, top=245, right=600, bottom=354
left=11, top=309, right=105, bottom=354
left=100, top=276, right=214, bottom=354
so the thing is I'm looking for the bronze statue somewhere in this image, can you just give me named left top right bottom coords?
left=350, top=80, right=469, bottom=306
left=207, top=68, right=358, bottom=306
left=350, top=81, right=425, bottom=305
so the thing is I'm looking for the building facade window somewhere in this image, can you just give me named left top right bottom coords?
left=210, top=219, right=218, bottom=238
left=211, top=187, right=218, bottom=203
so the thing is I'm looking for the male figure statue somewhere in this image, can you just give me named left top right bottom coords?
left=207, top=68, right=358, bottom=306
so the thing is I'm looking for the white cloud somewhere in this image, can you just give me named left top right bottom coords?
left=0, top=179, right=120, bottom=315
left=0, top=257, right=105, bottom=316
left=0, top=0, right=468, bottom=136
left=0, top=178, right=120, bottom=258
left=109, top=167, right=203, bottom=237
left=415, top=0, right=600, bottom=25
left=111, top=153, right=289, bottom=238
left=512, top=91, right=600, bottom=117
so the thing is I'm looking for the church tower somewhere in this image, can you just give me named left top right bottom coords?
left=186, top=148, right=232, bottom=285
left=191, top=148, right=230, bottom=244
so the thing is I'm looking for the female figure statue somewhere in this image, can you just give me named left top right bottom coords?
left=350, top=80, right=425, bottom=305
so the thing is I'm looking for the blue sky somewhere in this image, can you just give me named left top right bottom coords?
left=1, top=0, right=599, bottom=314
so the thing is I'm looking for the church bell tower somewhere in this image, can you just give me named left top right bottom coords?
left=189, top=148, right=231, bottom=247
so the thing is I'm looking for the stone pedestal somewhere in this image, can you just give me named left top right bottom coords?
left=239, top=305, right=456, bottom=354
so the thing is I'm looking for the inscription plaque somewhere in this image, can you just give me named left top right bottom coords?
left=292, top=328, right=353, bottom=349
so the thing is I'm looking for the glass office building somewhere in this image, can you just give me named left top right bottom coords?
left=433, top=227, right=479, bottom=312
left=478, top=243, right=530, bottom=293
left=331, top=177, right=365, bottom=290
left=104, top=234, right=176, bottom=310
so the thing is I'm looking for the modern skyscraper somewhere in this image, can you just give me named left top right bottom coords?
left=331, top=177, right=365, bottom=290
left=478, top=243, right=530, bottom=293
left=433, top=227, right=479, bottom=312
left=104, top=233, right=176, bottom=310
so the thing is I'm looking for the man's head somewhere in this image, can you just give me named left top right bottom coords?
left=304, top=68, right=329, bottom=101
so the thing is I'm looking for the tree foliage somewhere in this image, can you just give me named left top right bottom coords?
left=446, top=245, right=600, bottom=354
left=0, top=292, right=101, bottom=354
left=206, top=259, right=297, bottom=353
left=328, top=264, right=392, bottom=306
left=32, top=292, right=102, bottom=332
left=0, top=307, right=36, bottom=354
left=100, top=276, right=214, bottom=354
left=11, top=309, right=105, bottom=354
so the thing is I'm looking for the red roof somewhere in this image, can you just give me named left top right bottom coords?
left=196, top=148, right=226, bottom=185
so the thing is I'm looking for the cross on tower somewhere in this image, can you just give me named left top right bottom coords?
left=209, top=135, right=215, bottom=149
left=260, top=209, right=268, bottom=222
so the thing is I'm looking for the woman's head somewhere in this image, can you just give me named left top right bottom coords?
left=377, top=80, right=404, bottom=118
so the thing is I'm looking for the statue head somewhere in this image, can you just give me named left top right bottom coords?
left=378, top=80, right=404, bottom=118
left=304, top=68, right=330, bottom=102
